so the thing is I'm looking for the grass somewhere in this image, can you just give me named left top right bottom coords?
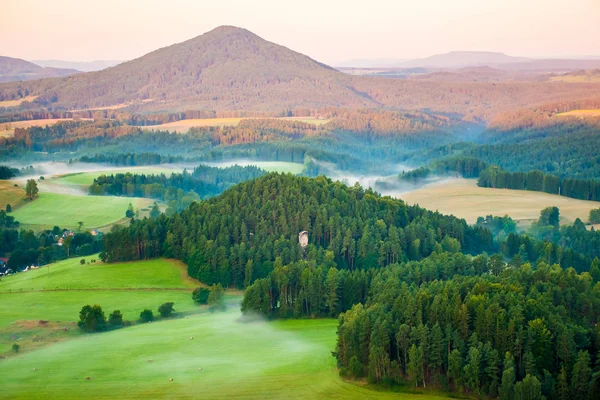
left=556, top=109, right=600, bottom=117
left=550, top=75, right=600, bottom=83
left=0, top=258, right=448, bottom=399
left=10, top=192, right=154, bottom=230
left=0, top=180, right=25, bottom=210
left=153, top=117, right=329, bottom=133
left=0, top=118, right=92, bottom=137
left=401, top=178, right=600, bottom=225
left=0, top=95, right=37, bottom=108
left=56, top=167, right=182, bottom=186
left=0, top=310, right=445, bottom=399
left=0, top=257, right=195, bottom=292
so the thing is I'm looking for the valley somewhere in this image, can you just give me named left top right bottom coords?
left=1, top=7, right=600, bottom=400
left=400, top=178, right=600, bottom=225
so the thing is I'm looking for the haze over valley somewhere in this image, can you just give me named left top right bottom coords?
left=1, top=1, right=600, bottom=399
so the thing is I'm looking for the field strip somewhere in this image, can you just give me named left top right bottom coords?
left=0, top=287, right=192, bottom=294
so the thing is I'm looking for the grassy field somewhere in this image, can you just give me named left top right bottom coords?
left=550, top=74, right=600, bottom=83
left=10, top=192, right=154, bottom=230
left=153, top=117, right=329, bottom=133
left=0, top=180, right=25, bottom=210
left=0, top=118, right=92, bottom=137
left=0, top=257, right=447, bottom=399
left=556, top=109, right=600, bottom=117
left=0, top=95, right=37, bottom=108
left=400, top=178, right=600, bottom=225
left=56, top=167, right=182, bottom=186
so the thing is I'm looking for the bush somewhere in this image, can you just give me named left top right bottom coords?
left=78, top=304, right=107, bottom=332
left=5, top=204, right=11, bottom=213
left=192, top=287, right=210, bottom=304
left=140, top=309, right=154, bottom=323
left=590, top=208, right=600, bottom=224
left=108, top=310, right=124, bottom=327
left=80, top=259, right=86, bottom=265
left=208, top=284, right=226, bottom=313
left=158, top=302, right=175, bottom=318
left=12, top=343, right=20, bottom=353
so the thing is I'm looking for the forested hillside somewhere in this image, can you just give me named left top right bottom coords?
left=100, top=174, right=495, bottom=287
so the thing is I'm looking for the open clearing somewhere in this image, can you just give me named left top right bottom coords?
left=400, top=178, right=600, bottom=225
left=556, top=109, right=600, bottom=117
left=10, top=192, right=154, bottom=230
left=0, top=118, right=93, bottom=137
left=0, top=257, right=446, bottom=399
left=0, top=180, right=25, bottom=210
left=550, top=74, right=600, bottom=83
left=152, top=117, right=329, bottom=133
left=0, top=95, right=38, bottom=108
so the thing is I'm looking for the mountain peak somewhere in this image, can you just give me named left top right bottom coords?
left=0, top=27, right=368, bottom=111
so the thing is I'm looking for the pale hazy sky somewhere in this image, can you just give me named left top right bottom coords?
left=1, top=0, right=599, bottom=64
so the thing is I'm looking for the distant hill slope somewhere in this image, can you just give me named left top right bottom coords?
left=32, top=59, right=124, bottom=72
left=401, top=51, right=530, bottom=68
left=0, top=26, right=373, bottom=111
left=1, top=28, right=600, bottom=121
left=0, top=56, right=78, bottom=83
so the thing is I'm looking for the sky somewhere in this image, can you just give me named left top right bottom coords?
left=2, top=0, right=599, bottom=65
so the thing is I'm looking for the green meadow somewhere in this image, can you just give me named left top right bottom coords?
left=10, top=192, right=154, bottom=230
left=0, top=257, right=448, bottom=400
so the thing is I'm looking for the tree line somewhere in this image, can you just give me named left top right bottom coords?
left=89, top=165, right=266, bottom=212
left=478, top=166, right=600, bottom=202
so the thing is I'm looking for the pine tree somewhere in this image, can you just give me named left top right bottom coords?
left=571, top=350, right=591, bottom=400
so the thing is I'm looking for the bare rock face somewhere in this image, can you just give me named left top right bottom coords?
left=298, top=231, right=308, bottom=248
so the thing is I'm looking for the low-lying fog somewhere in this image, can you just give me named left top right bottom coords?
left=6, top=159, right=455, bottom=198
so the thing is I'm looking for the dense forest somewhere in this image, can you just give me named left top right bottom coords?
left=100, top=174, right=495, bottom=286
left=89, top=165, right=266, bottom=212
left=331, top=254, right=600, bottom=399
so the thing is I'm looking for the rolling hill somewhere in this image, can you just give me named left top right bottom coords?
left=0, top=56, right=78, bottom=83
left=1, top=27, right=600, bottom=121
left=401, top=51, right=530, bottom=68
left=32, top=59, right=125, bottom=72
left=0, top=26, right=372, bottom=112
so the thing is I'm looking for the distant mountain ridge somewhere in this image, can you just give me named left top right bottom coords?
left=32, top=59, right=124, bottom=72
left=400, top=51, right=530, bottom=68
left=0, top=56, right=79, bottom=83
left=1, top=27, right=600, bottom=121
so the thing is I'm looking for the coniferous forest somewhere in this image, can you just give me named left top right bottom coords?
left=98, top=173, right=600, bottom=399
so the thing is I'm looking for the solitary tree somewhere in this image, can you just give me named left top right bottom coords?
left=108, top=310, right=124, bottom=327
left=192, top=287, right=210, bottom=304
left=140, top=309, right=154, bottom=323
left=12, top=343, right=20, bottom=353
left=158, top=302, right=175, bottom=318
left=208, top=283, right=225, bottom=312
left=64, top=235, right=73, bottom=258
left=78, top=304, right=107, bottom=332
left=25, top=179, right=39, bottom=200
left=126, top=203, right=135, bottom=218
left=5, top=204, right=11, bottom=213
left=77, top=221, right=84, bottom=232
left=149, top=203, right=160, bottom=219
